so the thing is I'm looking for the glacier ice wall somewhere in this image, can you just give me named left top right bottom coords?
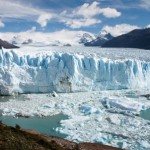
left=0, top=49, right=150, bottom=95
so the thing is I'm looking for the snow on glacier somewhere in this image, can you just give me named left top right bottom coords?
left=1, top=47, right=150, bottom=95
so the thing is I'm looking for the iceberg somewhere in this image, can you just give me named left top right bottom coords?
left=79, top=105, right=101, bottom=115
left=1, top=48, right=150, bottom=95
left=102, top=97, right=149, bottom=115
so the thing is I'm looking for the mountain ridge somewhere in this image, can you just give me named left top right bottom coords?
left=84, top=31, right=113, bottom=46
left=102, top=28, right=150, bottom=50
left=0, top=39, right=19, bottom=49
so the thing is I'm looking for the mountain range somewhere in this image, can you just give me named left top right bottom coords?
left=0, top=28, right=150, bottom=50
left=102, top=28, right=150, bottom=50
left=0, top=30, right=112, bottom=48
left=9, top=32, right=96, bottom=47
left=0, top=39, right=19, bottom=49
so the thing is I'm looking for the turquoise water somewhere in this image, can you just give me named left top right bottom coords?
left=0, top=94, right=28, bottom=102
left=0, top=95, right=68, bottom=138
left=140, top=108, right=150, bottom=121
left=0, top=114, right=68, bottom=138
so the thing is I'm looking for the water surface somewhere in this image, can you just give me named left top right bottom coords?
left=140, top=108, right=150, bottom=120
left=0, top=113, right=68, bottom=138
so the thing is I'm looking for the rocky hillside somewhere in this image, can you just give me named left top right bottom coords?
left=0, top=39, right=19, bottom=49
left=0, top=123, right=119, bottom=150
left=102, top=28, right=150, bottom=50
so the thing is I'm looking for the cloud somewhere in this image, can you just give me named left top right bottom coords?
left=26, top=26, right=36, bottom=32
left=0, top=0, right=41, bottom=19
left=0, top=0, right=57, bottom=28
left=140, top=0, right=150, bottom=10
left=73, top=1, right=121, bottom=18
left=0, top=0, right=56, bottom=28
left=99, top=7, right=121, bottom=18
left=60, top=1, right=121, bottom=29
left=0, top=0, right=121, bottom=29
left=0, top=20, right=5, bottom=27
left=101, top=24, right=140, bottom=36
left=37, top=13, right=53, bottom=27
left=60, top=8, right=102, bottom=29
left=64, top=18, right=101, bottom=29
left=146, top=24, right=150, bottom=28
left=74, top=1, right=101, bottom=18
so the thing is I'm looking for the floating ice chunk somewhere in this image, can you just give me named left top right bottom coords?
left=15, top=113, right=30, bottom=118
left=51, top=91, right=58, bottom=97
left=10, top=109, right=19, bottom=116
left=79, top=105, right=101, bottom=115
left=102, top=97, right=149, bottom=114
left=59, top=115, right=90, bottom=128
left=106, top=114, right=121, bottom=125
left=3, top=108, right=10, bottom=113
left=2, top=108, right=19, bottom=116
left=42, top=104, right=51, bottom=108
left=121, top=142, right=128, bottom=149
left=139, top=141, right=150, bottom=149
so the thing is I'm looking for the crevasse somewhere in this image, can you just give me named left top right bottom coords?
left=0, top=49, right=150, bottom=95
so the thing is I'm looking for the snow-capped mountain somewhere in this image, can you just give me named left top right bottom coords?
left=22, top=39, right=33, bottom=45
left=79, top=33, right=95, bottom=44
left=0, top=30, right=113, bottom=47
left=3, top=31, right=95, bottom=47
left=99, top=30, right=113, bottom=40
left=84, top=30, right=113, bottom=46
left=11, top=35, right=64, bottom=47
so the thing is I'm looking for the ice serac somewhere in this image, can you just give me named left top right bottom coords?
left=0, top=48, right=150, bottom=95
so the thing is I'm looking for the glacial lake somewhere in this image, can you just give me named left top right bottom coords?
left=0, top=113, right=68, bottom=138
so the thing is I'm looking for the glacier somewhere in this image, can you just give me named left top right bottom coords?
left=0, top=46, right=150, bottom=149
left=0, top=47, right=150, bottom=95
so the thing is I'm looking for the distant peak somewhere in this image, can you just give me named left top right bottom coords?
left=99, top=30, right=108, bottom=36
left=0, top=38, right=19, bottom=49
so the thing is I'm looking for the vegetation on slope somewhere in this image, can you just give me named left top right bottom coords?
left=0, top=121, right=120, bottom=150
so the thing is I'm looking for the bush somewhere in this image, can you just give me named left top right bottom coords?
left=15, top=124, right=21, bottom=130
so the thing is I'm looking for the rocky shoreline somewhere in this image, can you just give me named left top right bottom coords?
left=0, top=123, right=120, bottom=150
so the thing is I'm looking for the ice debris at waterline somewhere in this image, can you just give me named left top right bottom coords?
left=102, top=97, right=149, bottom=115
left=0, top=90, right=150, bottom=149
left=1, top=48, right=150, bottom=95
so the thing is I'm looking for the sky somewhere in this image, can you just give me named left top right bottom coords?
left=0, top=0, right=150, bottom=37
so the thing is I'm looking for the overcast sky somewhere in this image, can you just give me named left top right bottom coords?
left=0, top=0, right=149, bottom=36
